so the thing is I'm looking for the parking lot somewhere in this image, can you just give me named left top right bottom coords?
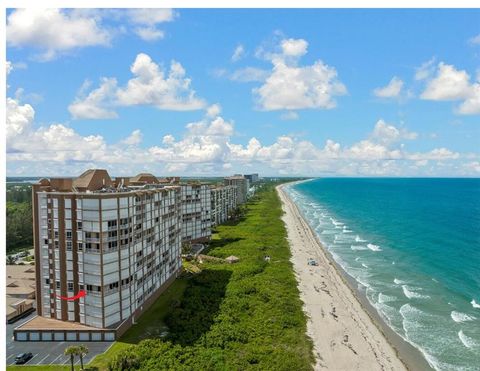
left=6, top=313, right=113, bottom=366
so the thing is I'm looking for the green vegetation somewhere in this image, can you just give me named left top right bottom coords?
left=6, top=201, right=33, bottom=254
left=7, top=180, right=313, bottom=371
left=103, top=182, right=313, bottom=370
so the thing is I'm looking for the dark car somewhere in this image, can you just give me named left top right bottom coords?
left=14, top=352, right=33, bottom=364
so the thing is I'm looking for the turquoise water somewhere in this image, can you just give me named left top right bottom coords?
left=285, top=178, right=480, bottom=371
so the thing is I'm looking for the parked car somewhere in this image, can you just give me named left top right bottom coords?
left=15, top=352, right=33, bottom=364
left=307, top=258, right=318, bottom=266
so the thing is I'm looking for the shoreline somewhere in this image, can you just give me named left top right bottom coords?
left=277, top=181, right=432, bottom=371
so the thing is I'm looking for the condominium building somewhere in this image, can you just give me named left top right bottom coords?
left=15, top=169, right=182, bottom=342
left=224, top=175, right=249, bottom=204
left=180, top=183, right=212, bottom=243
left=210, top=185, right=237, bottom=226
left=245, top=173, right=259, bottom=183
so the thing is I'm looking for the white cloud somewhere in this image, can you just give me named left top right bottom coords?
left=68, top=78, right=119, bottom=119
left=420, top=62, right=480, bottom=115
left=280, top=38, right=308, bottom=57
left=421, top=63, right=472, bottom=100
left=280, top=111, right=299, bottom=120
left=371, top=119, right=418, bottom=144
left=408, top=148, right=460, bottom=161
left=415, top=58, right=436, bottom=81
left=252, top=38, right=346, bottom=111
left=6, top=61, right=13, bottom=75
left=127, top=9, right=175, bottom=42
left=230, top=67, right=270, bottom=82
left=69, top=53, right=206, bottom=119
left=457, top=83, right=480, bottom=115
left=116, top=53, right=206, bottom=110
left=232, top=45, right=245, bottom=62
left=373, top=77, right=404, bottom=98
left=7, top=99, right=474, bottom=177
left=7, top=9, right=112, bottom=61
left=127, top=9, right=176, bottom=25
left=6, top=97, right=35, bottom=144
left=134, top=27, right=165, bottom=41
left=122, top=130, right=143, bottom=146
left=206, top=104, right=222, bottom=117
left=469, top=34, right=480, bottom=45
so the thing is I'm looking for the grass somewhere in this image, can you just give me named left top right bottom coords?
left=8, top=182, right=313, bottom=370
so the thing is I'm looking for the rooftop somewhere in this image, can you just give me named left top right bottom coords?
left=34, top=169, right=181, bottom=195
left=15, top=315, right=104, bottom=331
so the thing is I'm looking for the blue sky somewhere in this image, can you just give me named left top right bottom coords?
left=6, top=8, right=480, bottom=176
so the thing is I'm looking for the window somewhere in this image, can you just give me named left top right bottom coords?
left=54, top=231, right=59, bottom=239
left=66, top=231, right=72, bottom=239
left=66, top=241, right=72, bottom=250
left=86, top=284, right=93, bottom=291
left=79, top=284, right=84, bottom=290
left=107, top=220, right=117, bottom=228
left=56, top=281, right=60, bottom=289
left=45, top=279, right=50, bottom=285
left=44, top=239, right=48, bottom=245
left=78, top=242, right=83, bottom=251
left=54, top=241, right=59, bottom=249
left=77, top=221, right=83, bottom=230
left=68, top=282, right=74, bottom=291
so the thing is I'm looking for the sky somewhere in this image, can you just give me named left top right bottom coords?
left=5, top=8, right=480, bottom=177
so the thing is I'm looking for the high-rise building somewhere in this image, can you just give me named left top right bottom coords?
left=180, top=183, right=212, bottom=243
left=15, top=170, right=182, bottom=342
left=210, top=185, right=237, bottom=226
left=244, top=173, right=259, bottom=183
left=224, top=175, right=249, bottom=204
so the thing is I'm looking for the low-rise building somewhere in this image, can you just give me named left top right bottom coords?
left=15, top=169, right=182, bottom=342
left=6, top=265, right=36, bottom=323
left=210, top=185, right=237, bottom=226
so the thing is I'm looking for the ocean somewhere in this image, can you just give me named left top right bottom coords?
left=284, top=178, right=480, bottom=371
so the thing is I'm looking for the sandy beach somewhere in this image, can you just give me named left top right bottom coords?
left=277, top=183, right=408, bottom=371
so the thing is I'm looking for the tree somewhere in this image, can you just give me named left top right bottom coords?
left=77, top=344, right=89, bottom=370
left=181, top=241, right=192, bottom=255
left=108, top=349, right=140, bottom=371
left=64, top=345, right=78, bottom=371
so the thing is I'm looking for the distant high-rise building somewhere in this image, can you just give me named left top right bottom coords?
left=210, top=185, right=237, bottom=226
left=180, top=183, right=212, bottom=243
left=224, top=175, right=249, bottom=204
left=16, top=170, right=182, bottom=342
left=245, top=173, right=259, bottom=183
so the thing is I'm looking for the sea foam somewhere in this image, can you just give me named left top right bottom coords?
left=367, top=243, right=382, bottom=252
left=351, top=245, right=368, bottom=251
left=378, top=293, right=397, bottom=303
left=355, top=235, right=367, bottom=242
left=471, top=299, right=480, bottom=309
left=458, top=330, right=478, bottom=349
left=402, top=285, right=430, bottom=299
left=394, top=278, right=406, bottom=285
left=451, top=311, right=476, bottom=323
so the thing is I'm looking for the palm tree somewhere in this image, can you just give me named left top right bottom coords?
left=76, top=344, right=89, bottom=370
left=64, top=345, right=78, bottom=371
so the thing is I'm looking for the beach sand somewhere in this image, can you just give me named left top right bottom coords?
left=277, top=183, right=409, bottom=371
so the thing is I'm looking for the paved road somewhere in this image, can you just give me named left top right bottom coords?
left=6, top=314, right=113, bottom=366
